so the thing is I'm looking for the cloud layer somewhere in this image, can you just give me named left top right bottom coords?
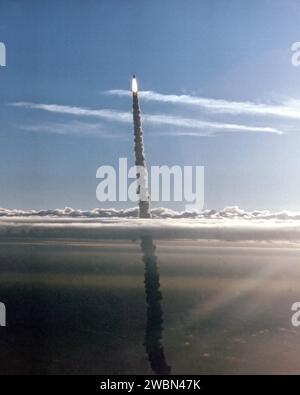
left=1, top=206, right=300, bottom=242
left=2, top=205, right=300, bottom=220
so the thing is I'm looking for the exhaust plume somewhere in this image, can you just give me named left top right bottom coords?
left=132, top=75, right=151, bottom=218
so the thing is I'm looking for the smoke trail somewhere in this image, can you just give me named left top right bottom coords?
left=132, top=76, right=151, bottom=218
left=141, top=235, right=171, bottom=375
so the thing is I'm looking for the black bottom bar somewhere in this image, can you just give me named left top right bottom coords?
left=0, top=375, right=296, bottom=393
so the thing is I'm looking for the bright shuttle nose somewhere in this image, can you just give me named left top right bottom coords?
left=132, top=75, right=138, bottom=93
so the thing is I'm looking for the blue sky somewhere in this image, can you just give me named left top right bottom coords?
left=1, top=0, right=300, bottom=211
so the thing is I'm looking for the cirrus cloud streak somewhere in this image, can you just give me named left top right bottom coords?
left=10, top=102, right=283, bottom=135
left=107, top=89, right=300, bottom=120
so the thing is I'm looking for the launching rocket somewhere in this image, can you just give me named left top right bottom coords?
left=132, top=75, right=151, bottom=218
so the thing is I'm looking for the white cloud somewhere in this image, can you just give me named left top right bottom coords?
left=1, top=206, right=300, bottom=242
left=10, top=102, right=283, bottom=135
left=1, top=205, right=300, bottom=220
left=107, top=89, right=300, bottom=120
left=10, top=102, right=132, bottom=122
left=16, top=121, right=120, bottom=137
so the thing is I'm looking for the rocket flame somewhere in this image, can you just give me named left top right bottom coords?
left=132, top=77, right=138, bottom=93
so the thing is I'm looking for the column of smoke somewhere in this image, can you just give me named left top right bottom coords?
left=132, top=76, right=169, bottom=372
left=132, top=75, right=151, bottom=219
left=141, top=235, right=171, bottom=375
